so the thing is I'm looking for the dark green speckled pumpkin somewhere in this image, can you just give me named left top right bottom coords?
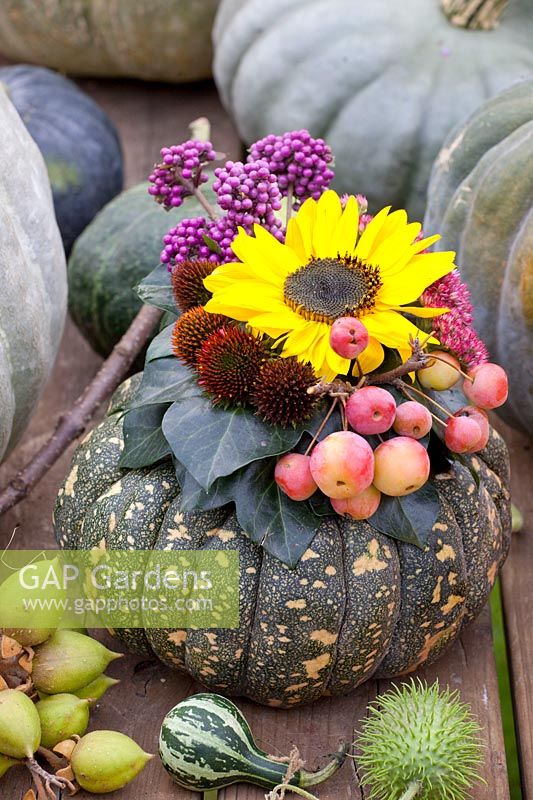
left=54, top=376, right=512, bottom=708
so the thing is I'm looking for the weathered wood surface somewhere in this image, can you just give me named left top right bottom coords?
left=500, top=425, right=532, bottom=800
left=0, top=75, right=516, bottom=799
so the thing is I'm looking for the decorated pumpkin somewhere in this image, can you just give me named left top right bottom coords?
left=55, top=128, right=512, bottom=707
left=0, top=65, right=123, bottom=253
left=213, top=0, right=533, bottom=219
left=424, top=80, right=533, bottom=434
left=0, top=1, right=220, bottom=83
left=55, top=373, right=511, bottom=707
left=0, top=86, right=67, bottom=462
left=68, top=184, right=216, bottom=357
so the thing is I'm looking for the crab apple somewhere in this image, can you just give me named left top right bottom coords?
left=444, top=414, right=484, bottom=454
left=332, top=484, right=381, bottom=520
left=463, top=362, right=508, bottom=409
left=417, top=350, right=460, bottom=391
left=373, top=437, right=430, bottom=496
left=309, top=431, right=374, bottom=500
left=346, top=386, right=396, bottom=435
left=393, top=401, right=432, bottom=439
left=329, top=317, right=369, bottom=360
left=274, top=453, right=317, bottom=501
left=454, top=406, right=489, bottom=452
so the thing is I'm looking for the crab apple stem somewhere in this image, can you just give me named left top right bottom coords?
left=397, top=380, right=454, bottom=418
left=399, top=781, right=423, bottom=800
left=428, top=353, right=471, bottom=380
left=286, top=183, right=295, bottom=227
left=304, top=398, right=339, bottom=456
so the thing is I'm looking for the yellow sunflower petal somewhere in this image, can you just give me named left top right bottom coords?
left=369, top=209, right=411, bottom=251
left=332, top=195, right=359, bottom=257
left=377, top=251, right=456, bottom=305
left=204, top=281, right=285, bottom=320
left=203, top=262, right=253, bottom=292
left=370, top=222, right=423, bottom=274
left=293, top=196, right=317, bottom=259
left=357, top=337, right=385, bottom=374
left=248, top=306, right=305, bottom=334
left=285, top=217, right=308, bottom=262
left=281, top=320, right=323, bottom=356
left=231, top=227, right=300, bottom=282
left=312, top=190, right=343, bottom=258
left=363, top=309, right=426, bottom=349
left=354, top=206, right=392, bottom=260
left=326, top=345, right=350, bottom=377
left=393, top=305, right=449, bottom=318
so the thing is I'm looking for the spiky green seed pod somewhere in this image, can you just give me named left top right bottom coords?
left=0, top=689, right=41, bottom=759
left=71, top=730, right=153, bottom=793
left=74, top=674, right=120, bottom=706
left=356, top=680, right=483, bottom=800
left=36, top=693, right=90, bottom=749
left=32, top=631, right=122, bottom=694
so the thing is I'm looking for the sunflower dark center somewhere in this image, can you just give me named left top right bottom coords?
left=283, top=255, right=382, bottom=323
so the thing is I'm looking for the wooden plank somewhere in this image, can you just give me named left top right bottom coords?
left=499, top=423, right=533, bottom=799
left=0, top=75, right=511, bottom=799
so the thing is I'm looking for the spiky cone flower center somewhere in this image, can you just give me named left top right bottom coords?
left=251, top=358, right=319, bottom=427
left=197, top=327, right=272, bottom=406
left=172, top=307, right=233, bottom=367
left=171, top=259, right=216, bottom=313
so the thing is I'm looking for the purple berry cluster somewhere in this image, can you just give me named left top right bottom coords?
left=249, top=130, right=334, bottom=203
left=160, top=217, right=219, bottom=266
left=214, top=159, right=283, bottom=233
left=148, top=140, right=216, bottom=209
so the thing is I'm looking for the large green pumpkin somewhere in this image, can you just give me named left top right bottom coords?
left=68, top=184, right=215, bottom=357
left=213, top=0, right=533, bottom=220
left=424, top=80, right=533, bottom=434
left=0, top=65, right=123, bottom=254
left=0, top=86, right=67, bottom=463
left=0, top=0, right=220, bottom=83
left=55, top=376, right=512, bottom=708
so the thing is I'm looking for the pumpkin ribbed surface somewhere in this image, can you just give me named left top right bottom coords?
left=425, top=80, right=533, bottom=433
left=213, top=0, right=533, bottom=220
left=0, top=86, right=67, bottom=462
left=0, top=0, right=220, bottom=83
left=54, top=376, right=511, bottom=707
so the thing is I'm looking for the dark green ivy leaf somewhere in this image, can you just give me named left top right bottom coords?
left=162, top=395, right=327, bottom=491
left=136, top=264, right=176, bottom=314
left=368, top=480, right=441, bottom=548
left=129, top=358, right=200, bottom=408
left=119, top=403, right=171, bottom=469
left=146, top=324, right=175, bottom=363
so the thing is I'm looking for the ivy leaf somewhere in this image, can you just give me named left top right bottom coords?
left=178, top=463, right=237, bottom=512
left=146, top=324, right=175, bottom=362
left=162, top=396, right=326, bottom=491
left=120, top=403, right=171, bottom=469
left=368, top=480, right=441, bottom=548
left=232, top=458, right=321, bottom=566
left=136, top=264, right=176, bottom=313
left=129, top=358, right=200, bottom=408
left=308, top=492, right=334, bottom=517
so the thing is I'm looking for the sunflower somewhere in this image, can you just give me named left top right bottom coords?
left=203, top=191, right=456, bottom=380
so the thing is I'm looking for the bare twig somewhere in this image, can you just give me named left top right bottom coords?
left=0, top=304, right=162, bottom=518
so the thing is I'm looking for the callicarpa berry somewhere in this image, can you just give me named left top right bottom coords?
left=213, top=159, right=283, bottom=232
left=148, top=140, right=216, bottom=209
left=249, top=130, right=334, bottom=203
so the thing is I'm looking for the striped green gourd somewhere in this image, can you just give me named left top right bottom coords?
left=159, top=693, right=348, bottom=792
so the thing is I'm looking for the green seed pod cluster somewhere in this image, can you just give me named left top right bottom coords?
left=356, top=680, right=483, bottom=800
left=0, top=628, right=151, bottom=796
